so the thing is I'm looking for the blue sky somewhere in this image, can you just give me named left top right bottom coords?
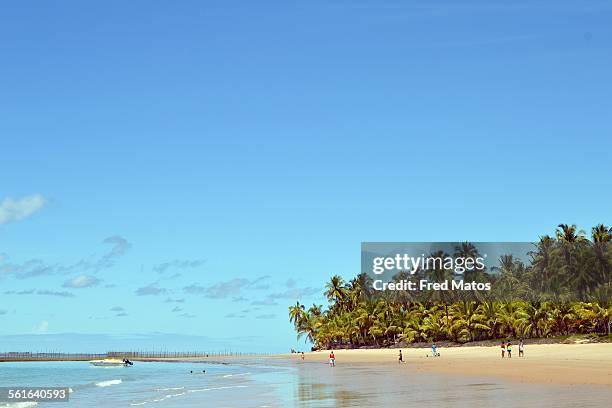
left=1, top=1, right=611, bottom=353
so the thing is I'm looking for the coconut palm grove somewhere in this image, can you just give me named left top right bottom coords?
left=289, top=224, right=611, bottom=349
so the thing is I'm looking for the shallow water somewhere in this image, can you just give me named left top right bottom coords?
left=0, top=359, right=609, bottom=407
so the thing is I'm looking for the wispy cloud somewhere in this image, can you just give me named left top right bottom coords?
left=135, top=282, right=167, bottom=296
left=249, top=275, right=271, bottom=290
left=36, top=290, right=75, bottom=298
left=179, top=313, right=196, bottom=318
left=249, top=286, right=319, bottom=307
left=251, top=298, right=278, bottom=306
left=225, top=313, right=246, bottom=319
left=200, top=279, right=247, bottom=298
left=4, top=289, right=35, bottom=295
left=110, top=306, right=125, bottom=312
left=0, top=259, right=53, bottom=279
left=0, top=309, right=7, bottom=315
left=164, top=298, right=185, bottom=303
left=0, top=236, right=131, bottom=280
left=94, top=236, right=131, bottom=272
left=171, top=306, right=183, bottom=313
left=267, top=287, right=320, bottom=299
left=154, top=259, right=205, bottom=274
left=182, top=283, right=208, bottom=295
left=4, top=289, right=74, bottom=297
left=58, top=235, right=131, bottom=274
left=63, top=274, right=102, bottom=288
left=183, top=276, right=270, bottom=299
left=0, top=194, right=47, bottom=225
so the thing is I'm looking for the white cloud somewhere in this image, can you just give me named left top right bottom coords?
left=33, top=320, right=49, bottom=334
left=0, top=194, right=47, bottom=225
left=63, top=275, right=102, bottom=288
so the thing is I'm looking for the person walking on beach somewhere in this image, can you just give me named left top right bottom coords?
left=329, top=351, right=335, bottom=367
left=398, top=350, right=403, bottom=363
left=501, top=341, right=506, bottom=358
left=519, top=340, right=524, bottom=357
left=301, top=352, right=305, bottom=361
left=431, top=343, right=438, bottom=357
left=506, top=342, right=512, bottom=358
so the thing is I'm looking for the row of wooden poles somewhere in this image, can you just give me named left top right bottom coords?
left=0, top=351, right=268, bottom=361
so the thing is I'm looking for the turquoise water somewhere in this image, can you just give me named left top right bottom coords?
left=1, top=359, right=610, bottom=407
left=0, top=359, right=293, bottom=407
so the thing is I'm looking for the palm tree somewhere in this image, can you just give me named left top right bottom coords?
left=590, top=224, right=611, bottom=286
left=288, top=301, right=306, bottom=330
left=592, top=224, right=611, bottom=243
left=556, top=224, right=586, bottom=243
left=450, top=301, right=487, bottom=342
left=325, top=275, right=347, bottom=310
left=454, top=242, right=482, bottom=281
left=520, top=302, right=552, bottom=338
left=530, top=235, right=556, bottom=292
left=476, top=301, right=501, bottom=338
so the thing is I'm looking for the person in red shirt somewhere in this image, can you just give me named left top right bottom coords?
left=329, top=351, right=335, bottom=366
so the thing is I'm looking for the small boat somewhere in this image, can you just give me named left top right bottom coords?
left=90, top=358, right=133, bottom=367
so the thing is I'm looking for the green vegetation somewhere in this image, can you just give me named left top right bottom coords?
left=289, top=224, right=611, bottom=349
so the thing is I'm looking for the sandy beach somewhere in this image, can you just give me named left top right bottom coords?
left=280, top=343, right=612, bottom=386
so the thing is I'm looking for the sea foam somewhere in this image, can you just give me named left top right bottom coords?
left=1, top=403, right=38, bottom=408
left=95, top=379, right=122, bottom=387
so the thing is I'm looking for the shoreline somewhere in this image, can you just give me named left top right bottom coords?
left=277, top=343, right=612, bottom=386
left=3, top=344, right=611, bottom=387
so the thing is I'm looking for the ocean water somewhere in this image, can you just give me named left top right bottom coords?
left=0, top=359, right=290, bottom=407
left=0, top=359, right=610, bottom=407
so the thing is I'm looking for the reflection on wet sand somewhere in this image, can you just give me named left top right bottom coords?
left=289, top=360, right=611, bottom=407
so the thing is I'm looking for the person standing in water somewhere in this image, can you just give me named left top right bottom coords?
left=329, top=351, right=335, bottom=367
left=519, top=339, right=524, bottom=357
left=501, top=341, right=506, bottom=358
left=507, top=341, right=512, bottom=358
left=431, top=343, right=437, bottom=357
left=301, top=352, right=305, bottom=361
left=398, top=350, right=403, bottom=363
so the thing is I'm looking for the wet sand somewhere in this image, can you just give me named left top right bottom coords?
left=280, top=343, right=612, bottom=386
left=287, top=358, right=611, bottom=407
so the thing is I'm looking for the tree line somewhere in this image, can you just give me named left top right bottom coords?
left=289, top=224, right=611, bottom=349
